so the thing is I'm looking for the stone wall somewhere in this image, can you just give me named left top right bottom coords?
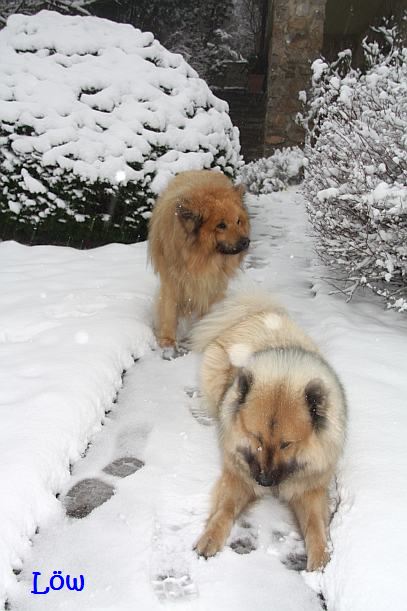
left=217, top=0, right=403, bottom=159
left=264, top=0, right=327, bottom=154
left=215, top=90, right=266, bottom=162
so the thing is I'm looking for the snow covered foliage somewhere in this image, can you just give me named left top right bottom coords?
left=0, top=0, right=93, bottom=24
left=0, top=1, right=247, bottom=86
left=300, top=25, right=407, bottom=312
left=238, top=147, right=304, bottom=195
left=0, top=11, right=241, bottom=247
left=160, top=0, right=241, bottom=83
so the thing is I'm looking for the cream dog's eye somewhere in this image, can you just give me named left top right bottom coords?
left=280, top=441, right=292, bottom=450
left=217, top=222, right=227, bottom=230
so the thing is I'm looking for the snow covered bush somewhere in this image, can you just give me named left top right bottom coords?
left=238, top=147, right=304, bottom=195
left=0, top=11, right=241, bottom=247
left=1, top=1, right=245, bottom=86
left=300, top=25, right=407, bottom=312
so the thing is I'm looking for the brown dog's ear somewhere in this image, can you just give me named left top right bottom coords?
left=176, top=201, right=203, bottom=234
left=234, top=183, right=246, bottom=200
left=305, top=379, right=327, bottom=431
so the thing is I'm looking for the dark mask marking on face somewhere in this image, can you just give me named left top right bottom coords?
left=237, top=446, right=300, bottom=487
left=255, top=459, right=299, bottom=487
left=237, top=446, right=261, bottom=481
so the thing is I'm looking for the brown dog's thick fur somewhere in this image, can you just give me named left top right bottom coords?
left=148, top=170, right=250, bottom=353
left=191, top=291, right=347, bottom=571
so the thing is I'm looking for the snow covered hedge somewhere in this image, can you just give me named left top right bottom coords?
left=0, top=11, right=241, bottom=247
left=300, top=25, right=407, bottom=312
left=238, top=147, right=304, bottom=195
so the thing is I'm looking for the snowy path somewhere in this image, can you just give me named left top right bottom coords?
left=5, top=189, right=407, bottom=610
left=11, top=353, right=324, bottom=611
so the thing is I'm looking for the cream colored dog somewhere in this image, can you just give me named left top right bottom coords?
left=191, top=290, right=347, bottom=571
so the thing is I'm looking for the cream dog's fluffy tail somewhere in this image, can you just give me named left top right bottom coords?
left=190, top=288, right=284, bottom=353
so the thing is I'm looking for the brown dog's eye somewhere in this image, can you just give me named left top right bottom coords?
left=237, top=218, right=241, bottom=225
left=280, top=441, right=292, bottom=450
left=216, top=222, right=227, bottom=230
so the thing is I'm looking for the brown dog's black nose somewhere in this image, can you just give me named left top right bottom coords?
left=217, top=237, right=251, bottom=255
left=238, top=237, right=250, bottom=251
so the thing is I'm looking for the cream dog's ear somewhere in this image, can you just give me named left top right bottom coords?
left=235, top=368, right=253, bottom=408
left=221, top=359, right=253, bottom=416
left=304, top=378, right=328, bottom=431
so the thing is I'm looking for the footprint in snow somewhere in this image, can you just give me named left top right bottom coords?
left=151, top=572, right=198, bottom=602
left=116, top=423, right=151, bottom=455
left=244, top=254, right=267, bottom=270
left=150, top=521, right=198, bottom=602
left=229, top=520, right=258, bottom=555
left=64, top=456, right=145, bottom=518
left=184, top=387, right=214, bottom=426
left=268, top=528, right=307, bottom=571
left=64, top=478, right=115, bottom=518
left=103, top=456, right=144, bottom=478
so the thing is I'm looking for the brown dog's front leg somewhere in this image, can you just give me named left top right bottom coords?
left=156, top=282, right=178, bottom=349
left=290, top=487, right=330, bottom=571
left=195, top=469, right=255, bottom=558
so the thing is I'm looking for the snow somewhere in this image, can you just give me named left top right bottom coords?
left=311, top=58, right=328, bottom=83
left=1, top=188, right=406, bottom=610
left=20, top=169, right=46, bottom=194
left=338, top=84, right=353, bottom=107
left=316, top=187, right=339, bottom=202
left=0, top=240, right=156, bottom=605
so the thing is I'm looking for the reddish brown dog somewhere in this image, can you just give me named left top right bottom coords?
left=148, top=170, right=250, bottom=357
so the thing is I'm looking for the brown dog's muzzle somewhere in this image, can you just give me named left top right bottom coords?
left=217, top=237, right=250, bottom=255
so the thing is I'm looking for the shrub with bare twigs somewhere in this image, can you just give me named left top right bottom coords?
left=299, top=23, right=407, bottom=313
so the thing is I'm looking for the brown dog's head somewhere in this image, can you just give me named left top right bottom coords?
left=220, top=347, right=346, bottom=489
left=176, top=182, right=250, bottom=256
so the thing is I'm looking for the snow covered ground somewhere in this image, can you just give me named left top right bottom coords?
left=1, top=188, right=406, bottom=610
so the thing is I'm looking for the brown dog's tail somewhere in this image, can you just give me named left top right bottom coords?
left=190, top=288, right=284, bottom=353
